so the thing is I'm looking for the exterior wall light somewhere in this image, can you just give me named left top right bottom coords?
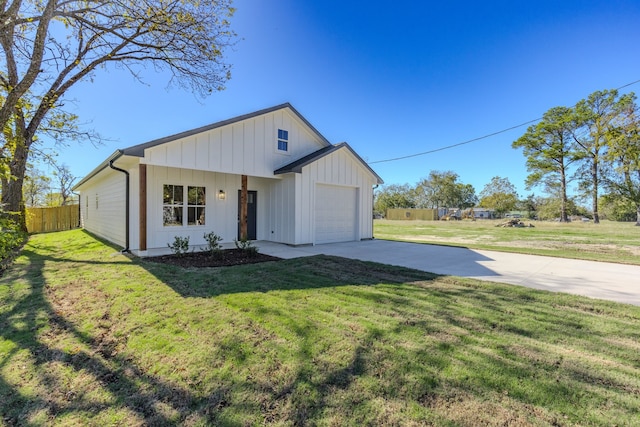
left=218, top=190, right=226, bottom=200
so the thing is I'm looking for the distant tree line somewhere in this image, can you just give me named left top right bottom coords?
left=375, top=172, right=629, bottom=222
left=374, top=172, right=517, bottom=218
left=1, top=162, right=76, bottom=208
left=376, top=88, right=640, bottom=225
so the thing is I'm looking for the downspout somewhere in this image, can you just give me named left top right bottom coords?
left=372, top=184, right=379, bottom=239
left=109, top=158, right=130, bottom=253
left=72, top=191, right=81, bottom=228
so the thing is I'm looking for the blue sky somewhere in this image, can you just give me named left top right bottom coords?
left=53, top=0, right=640, bottom=198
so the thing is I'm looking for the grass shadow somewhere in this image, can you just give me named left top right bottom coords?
left=0, top=230, right=238, bottom=425
left=139, top=252, right=441, bottom=298
left=3, top=229, right=640, bottom=425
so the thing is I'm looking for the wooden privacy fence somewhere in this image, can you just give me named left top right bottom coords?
left=386, top=208, right=437, bottom=221
left=26, top=205, right=80, bottom=234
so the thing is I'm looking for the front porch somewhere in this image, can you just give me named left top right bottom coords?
left=133, top=164, right=298, bottom=255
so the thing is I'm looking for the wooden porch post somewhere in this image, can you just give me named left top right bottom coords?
left=240, top=174, right=248, bottom=240
left=139, top=164, right=147, bottom=251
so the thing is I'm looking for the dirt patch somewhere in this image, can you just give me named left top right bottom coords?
left=419, top=389, right=557, bottom=426
left=394, top=235, right=491, bottom=245
left=397, top=234, right=640, bottom=257
left=493, top=240, right=640, bottom=255
left=144, top=248, right=281, bottom=268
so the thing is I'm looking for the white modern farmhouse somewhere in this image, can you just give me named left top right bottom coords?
left=73, top=103, right=383, bottom=256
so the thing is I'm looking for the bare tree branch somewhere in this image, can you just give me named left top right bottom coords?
left=1, top=0, right=237, bottom=219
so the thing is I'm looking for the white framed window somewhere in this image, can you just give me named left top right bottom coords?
left=187, top=186, right=206, bottom=225
left=163, top=185, right=206, bottom=226
left=163, top=184, right=184, bottom=226
left=277, top=129, right=289, bottom=152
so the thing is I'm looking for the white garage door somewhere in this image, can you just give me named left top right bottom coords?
left=315, top=184, right=357, bottom=244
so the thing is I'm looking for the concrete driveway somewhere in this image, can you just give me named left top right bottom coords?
left=256, top=239, right=640, bottom=306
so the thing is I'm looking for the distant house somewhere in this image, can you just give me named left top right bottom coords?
left=469, top=208, right=495, bottom=220
left=73, top=103, right=383, bottom=255
left=505, top=211, right=529, bottom=219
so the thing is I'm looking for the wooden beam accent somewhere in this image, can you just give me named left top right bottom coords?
left=139, top=164, right=147, bottom=251
left=240, top=174, right=248, bottom=240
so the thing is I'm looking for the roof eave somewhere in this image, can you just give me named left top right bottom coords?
left=72, top=150, right=124, bottom=190
left=274, top=142, right=384, bottom=185
left=274, top=145, right=339, bottom=175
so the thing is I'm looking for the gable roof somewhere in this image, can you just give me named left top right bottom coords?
left=74, top=103, right=383, bottom=189
left=274, top=142, right=384, bottom=184
left=122, top=102, right=331, bottom=157
left=74, top=103, right=331, bottom=190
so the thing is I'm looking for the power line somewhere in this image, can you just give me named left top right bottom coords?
left=369, top=78, right=640, bottom=165
left=369, top=117, right=542, bottom=164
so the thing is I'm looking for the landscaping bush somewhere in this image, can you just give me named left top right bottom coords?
left=234, top=237, right=259, bottom=257
left=0, top=213, right=28, bottom=274
left=203, top=231, right=223, bottom=258
left=167, top=235, right=190, bottom=256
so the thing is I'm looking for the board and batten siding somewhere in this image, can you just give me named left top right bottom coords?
left=146, top=165, right=238, bottom=251
left=142, top=109, right=328, bottom=177
left=298, top=147, right=377, bottom=244
left=78, top=169, right=127, bottom=248
left=266, top=174, right=298, bottom=245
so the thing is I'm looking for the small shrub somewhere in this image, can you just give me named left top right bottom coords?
left=234, top=238, right=259, bottom=257
left=0, top=214, right=28, bottom=274
left=203, top=231, right=223, bottom=258
left=168, top=235, right=190, bottom=256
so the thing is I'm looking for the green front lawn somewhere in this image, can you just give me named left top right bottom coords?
left=1, top=230, right=639, bottom=426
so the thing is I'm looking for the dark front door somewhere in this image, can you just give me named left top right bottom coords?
left=238, top=190, right=257, bottom=240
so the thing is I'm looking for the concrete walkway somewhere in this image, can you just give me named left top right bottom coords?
left=256, top=239, right=640, bottom=306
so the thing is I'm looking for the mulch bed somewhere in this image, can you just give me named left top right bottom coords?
left=144, top=248, right=281, bottom=268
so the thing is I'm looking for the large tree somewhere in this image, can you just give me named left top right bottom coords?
left=535, top=196, right=583, bottom=221
left=600, top=194, right=638, bottom=222
left=415, top=170, right=477, bottom=212
left=478, top=176, right=518, bottom=217
left=456, top=183, right=478, bottom=210
left=1, top=0, right=236, bottom=227
left=517, top=193, right=541, bottom=219
left=513, top=106, right=578, bottom=222
left=603, top=96, right=640, bottom=225
left=1, top=93, right=96, bottom=226
left=572, top=89, right=634, bottom=223
left=22, top=164, right=50, bottom=207
left=416, top=171, right=454, bottom=209
left=374, top=184, right=416, bottom=216
left=52, top=163, right=75, bottom=206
